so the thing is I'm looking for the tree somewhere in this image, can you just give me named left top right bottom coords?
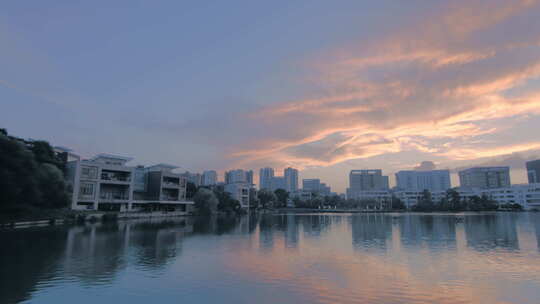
left=257, top=189, right=276, bottom=209
left=185, top=182, right=198, bottom=199
left=412, top=190, right=434, bottom=211
left=446, top=189, right=462, bottom=211
left=214, top=189, right=242, bottom=214
left=0, top=131, right=71, bottom=213
left=193, top=188, right=218, bottom=216
left=274, top=189, right=289, bottom=208
left=391, top=197, right=406, bottom=210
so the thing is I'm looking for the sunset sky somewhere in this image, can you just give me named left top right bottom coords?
left=2, top=0, right=540, bottom=192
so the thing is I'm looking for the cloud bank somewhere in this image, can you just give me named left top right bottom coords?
left=191, top=0, right=540, bottom=172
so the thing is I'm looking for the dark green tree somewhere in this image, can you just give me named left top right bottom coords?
left=274, top=189, right=289, bottom=208
left=193, top=188, right=218, bottom=216
left=257, top=189, right=276, bottom=209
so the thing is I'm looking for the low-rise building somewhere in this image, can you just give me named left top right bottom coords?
left=65, top=154, right=194, bottom=213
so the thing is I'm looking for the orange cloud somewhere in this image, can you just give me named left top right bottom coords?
left=218, top=0, right=540, bottom=171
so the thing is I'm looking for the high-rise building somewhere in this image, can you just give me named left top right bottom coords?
left=395, top=170, right=451, bottom=192
left=319, top=183, right=331, bottom=196
left=526, top=159, right=540, bottom=183
left=458, top=167, right=511, bottom=189
left=202, top=170, right=218, bottom=186
left=303, top=178, right=321, bottom=193
left=348, top=170, right=389, bottom=191
left=259, top=167, right=274, bottom=190
left=246, top=170, right=254, bottom=185
left=271, top=176, right=287, bottom=191
left=284, top=167, right=299, bottom=192
left=225, top=169, right=250, bottom=184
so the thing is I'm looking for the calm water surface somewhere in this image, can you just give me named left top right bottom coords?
left=2, top=213, right=540, bottom=304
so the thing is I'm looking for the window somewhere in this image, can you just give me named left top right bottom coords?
left=81, top=166, right=98, bottom=179
left=79, top=182, right=95, bottom=198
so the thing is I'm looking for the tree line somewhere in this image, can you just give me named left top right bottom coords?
left=0, top=129, right=70, bottom=218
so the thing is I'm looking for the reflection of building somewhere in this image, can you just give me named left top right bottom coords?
left=399, top=215, right=457, bottom=249
left=351, top=215, right=392, bottom=250
left=526, top=159, right=540, bottom=183
left=395, top=170, right=451, bottom=192
left=464, top=214, right=519, bottom=251
left=458, top=167, right=510, bottom=189
left=65, top=154, right=193, bottom=212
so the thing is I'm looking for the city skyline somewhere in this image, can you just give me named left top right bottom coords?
left=2, top=1, right=540, bottom=193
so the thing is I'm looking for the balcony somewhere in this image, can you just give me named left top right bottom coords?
left=162, top=181, right=181, bottom=188
left=160, top=195, right=179, bottom=201
left=101, top=170, right=131, bottom=183
left=100, top=192, right=129, bottom=202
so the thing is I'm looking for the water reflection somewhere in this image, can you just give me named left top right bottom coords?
left=464, top=214, right=519, bottom=252
left=399, top=215, right=457, bottom=250
left=1, top=213, right=539, bottom=304
left=351, top=214, right=392, bottom=251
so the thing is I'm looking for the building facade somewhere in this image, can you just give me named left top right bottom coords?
left=65, top=154, right=193, bottom=213
left=284, top=167, right=299, bottom=192
left=259, top=167, right=275, bottom=190
left=224, top=183, right=250, bottom=208
left=458, top=167, right=511, bottom=189
left=395, top=170, right=451, bottom=192
left=303, top=179, right=321, bottom=193
left=271, top=176, right=287, bottom=191
left=202, top=170, right=218, bottom=186
left=526, top=159, right=540, bottom=183
left=348, top=170, right=389, bottom=191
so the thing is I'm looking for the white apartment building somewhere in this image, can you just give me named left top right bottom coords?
left=394, top=184, right=540, bottom=210
left=224, top=182, right=250, bottom=208
left=346, top=189, right=391, bottom=201
left=484, top=184, right=540, bottom=209
left=65, top=154, right=194, bottom=213
left=395, top=170, right=451, bottom=192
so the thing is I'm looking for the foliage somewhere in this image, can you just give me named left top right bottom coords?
left=257, top=189, right=276, bottom=209
left=274, top=189, right=289, bottom=208
left=214, top=189, right=242, bottom=214
left=391, top=197, right=406, bottom=210
left=185, top=182, right=198, bottom=199
left=193, top=188, right=218, bottom=215
left=0, top=130, right=69, bottom=213
left=411, top=190, right=499, bottom=212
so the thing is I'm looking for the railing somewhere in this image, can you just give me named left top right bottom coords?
left=101, top=174, right=131, bottom=182
left=160, top=196, right=179, bottom=201
left=100, top=192, right=129, bottom=200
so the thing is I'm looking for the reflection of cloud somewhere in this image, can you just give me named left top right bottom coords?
left=188, top=0, right=540, bottom=170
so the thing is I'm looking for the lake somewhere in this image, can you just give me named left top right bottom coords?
left=2, top=213, right=540, bottom=304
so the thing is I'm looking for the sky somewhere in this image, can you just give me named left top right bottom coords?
left=2, top=0, right=540, bottom=193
